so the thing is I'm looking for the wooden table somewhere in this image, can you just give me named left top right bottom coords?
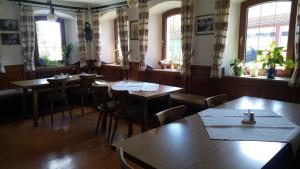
left=95, top=81, right=183, bottom=131
left=11, top=74, right=103, bottom=126
left=117, top=96, right=300, bottom=169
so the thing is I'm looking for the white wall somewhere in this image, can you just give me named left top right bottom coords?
left=100, top=20, right=116, bottom=63
left=0, top=0, right=23, bottom=65
left=0, top=0, right=80, bottom=66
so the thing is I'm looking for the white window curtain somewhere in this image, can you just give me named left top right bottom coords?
left=92, top=12, right=101, bottom=67
left=117, top=7, right=130, bottom=70
left=289, top=0, right=300, bottom=87
left=19, top=5, right=35, bottom=72
left=210, top=0, right=230, bottom=78
left=181, top=0, right=194, bottom=75
left=138, top=2, right=149, bottom=71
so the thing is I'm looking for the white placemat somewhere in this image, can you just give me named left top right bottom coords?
left=111, top=82, right=159, bottom=92
left=202, top=116, right=298, bottom=128
left=199, top=109, right=300, bottom=154
left=199, top=108, right=281, bottom=117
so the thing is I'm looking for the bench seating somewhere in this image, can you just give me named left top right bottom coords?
left=170, top=93, right=206, bottom=108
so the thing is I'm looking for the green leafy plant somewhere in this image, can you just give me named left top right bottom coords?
left=39, top=53, right=64, bottom=67
left=256, top=42, right=294, bottom=69
left=62, top=43, right=73, bottom=65
left=230, top=58, right=244, bottom=76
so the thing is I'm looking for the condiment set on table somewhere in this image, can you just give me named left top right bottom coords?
left=242, top=109, right=256, bottom=124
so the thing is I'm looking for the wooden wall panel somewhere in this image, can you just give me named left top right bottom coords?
left=1, top=65, right=25, bottom=89
left=218, top=76, right=295, bottom=102
left=100, top=64, right=123, bottom=81
left=190, top=65, right=212, bottom=96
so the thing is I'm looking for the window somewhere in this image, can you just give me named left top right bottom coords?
left=35, top=16, right=65, bottom=62
left=238, top=0, right=297, bottom=69
left=162, top=8, right=182, bottom=64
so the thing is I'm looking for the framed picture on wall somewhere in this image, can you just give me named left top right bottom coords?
left=0, top=19, right=19, bottom=31
left=195, top=15, right=214, bottom=35
left=130, top=21, right=139, bottom=40
left=0, top=33, right=20, bottom=45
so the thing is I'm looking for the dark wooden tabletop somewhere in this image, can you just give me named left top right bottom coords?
left=11, top=74, right=103, bottom=89
left=117, top=96, right=300, bottom=169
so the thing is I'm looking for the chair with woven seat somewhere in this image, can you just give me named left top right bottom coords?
left=78, top=74, right=97, bottom=115
left=44, top=77, right=72, bottom=125
left=205, top=94, right=227, bottom=108
left=110, top=89, right=140, bottom=143
left=155, top=105, right=187, bottom=126
left=94, top=85, right=117, bottom=137
left=116, top=147, right=134, bottom=169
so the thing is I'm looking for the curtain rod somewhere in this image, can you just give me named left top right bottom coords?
left=9, top=0, right=88, bottom=10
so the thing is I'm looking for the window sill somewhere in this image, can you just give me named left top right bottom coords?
left=224, top=75, right=291, bottom=82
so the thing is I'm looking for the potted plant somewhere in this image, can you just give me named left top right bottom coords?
left=230, top=58, right=244, bottom=76
left=62, top=43, right=73, bottom=65
left=256, top=42, right=294, bottom=79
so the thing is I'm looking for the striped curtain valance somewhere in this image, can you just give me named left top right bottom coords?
left=181, top=0, right=194, bottom=75
left=19, top=5, right=36, bottom=72
left=138, top=2, right=149, bottom=71
left=289, top=0, right=300, bottom=87
left=117, top=7, right=130, bottom=70
left=76, top=12, right=87, bottom=68
left=210, top=0, right=230, bottom=79
left=92, top=12, right=101, bottom=67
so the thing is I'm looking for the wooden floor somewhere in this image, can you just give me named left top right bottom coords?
left=0, top=108, right=142, bottom=169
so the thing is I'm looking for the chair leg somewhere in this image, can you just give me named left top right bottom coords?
left=95, top=111, right=103, bottom=135
left=110, top=116, right=119, bottom=144
left=127, top=119, right=133, bottom=137
left=61, top=100, right=65, bottom=119
left=80, top=96, right=85, bottom=116
left=107, top=113, right=113, bottom=141
left=64, top=98, right=72, bottom=119
left=50, top=101, right=54, bottom=126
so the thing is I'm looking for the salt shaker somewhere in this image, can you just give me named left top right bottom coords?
left=243, top=112, right=249, bottom=122
left=249, top=111, right=255, bottom=122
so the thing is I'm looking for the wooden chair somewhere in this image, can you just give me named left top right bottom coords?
left=45, top=77, right=72, bottom=125
left=155, top=105, right=187, bottom=126
left=205, top=94, right=227, bottom=108
left=94, top=85, right=117, bottom=137
left=78, top=74, right=97, bottom=115
left=116, top=147, right=134, bottom=169
left=110, top=89, right=140, bottom=143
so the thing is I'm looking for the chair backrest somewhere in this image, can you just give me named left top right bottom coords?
left=47, top=77, right=68, bottom=96
left=205, top=94, right=227, bottom=108
left=79, top=74, right=96, bottom=92
left=111, top=89, right=129, bottom=116
left=93, top=85, right=109, bottom=109
left=155, top=105, right=187, bottom=126
left=116, top=147, right=134, bottom=169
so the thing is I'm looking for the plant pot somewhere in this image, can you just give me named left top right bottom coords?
left=250, top=66, right=259, bottom=77
left=233, top=67, right=244, bottom=76
left=266, top=68, right=277, bottom=79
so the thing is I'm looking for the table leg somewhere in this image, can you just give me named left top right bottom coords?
left=22, top=88, right=28, bottom=118
left=32, top=89, right=39, bottom=126
left=101, top=112, right=107, bottom=131
left=166, top=94, right=171, bottom=108
left=142, top=99, right=148, bottom=132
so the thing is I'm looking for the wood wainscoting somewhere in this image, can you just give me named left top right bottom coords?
left=217, top=76, right=299, bottom=102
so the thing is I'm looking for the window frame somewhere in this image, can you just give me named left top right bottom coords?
left=34, top=16, right=66, bottom=65
left=161, top=8, right=181, bottom=61
left=238, top=0, right=298, bottom=77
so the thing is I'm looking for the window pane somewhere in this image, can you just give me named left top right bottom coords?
left=36, top=21, right=62, bottom=61
left=166, top=14, right=182, bottom=64
left=245, top=1, right=291, bottom=64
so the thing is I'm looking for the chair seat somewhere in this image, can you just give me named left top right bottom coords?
left=114, top=105, right=140, bottom=119
left=99, top=100, right=118, bottom=112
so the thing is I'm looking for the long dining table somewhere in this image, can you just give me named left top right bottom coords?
left=94, top=80, right=183, bottom=131
left=116, top=96, right=300, bottom=169
left=11, top=74, right=103, bottom=126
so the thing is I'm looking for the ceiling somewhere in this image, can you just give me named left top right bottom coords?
left=33, top=0, right=125, bottom=7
